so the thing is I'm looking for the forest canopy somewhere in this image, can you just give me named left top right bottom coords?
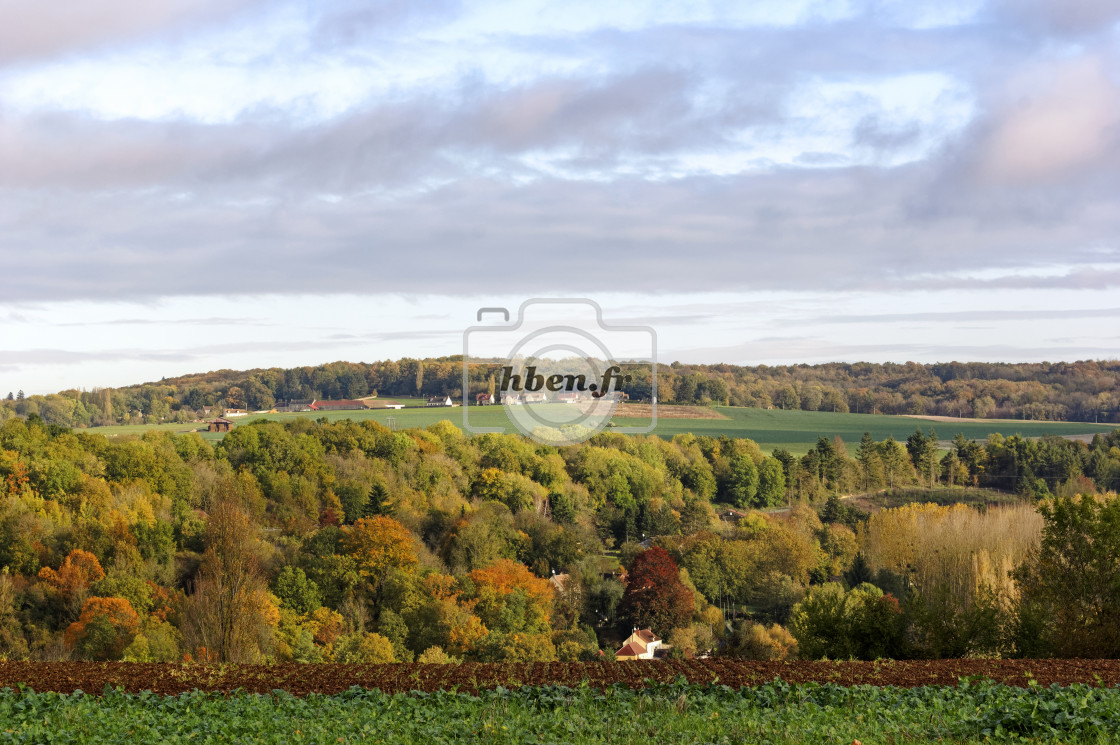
left=1, top=411, right=1119, bottom=663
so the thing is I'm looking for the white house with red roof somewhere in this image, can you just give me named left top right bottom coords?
left=615, top=628, right=662, bottom=660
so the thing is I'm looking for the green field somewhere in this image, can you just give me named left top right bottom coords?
left=2, top=680, right=1118, bottom=744
left=83, top=405, right=1117, bottom=456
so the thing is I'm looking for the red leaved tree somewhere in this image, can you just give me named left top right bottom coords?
left=619, top=546, right=694, bottom=634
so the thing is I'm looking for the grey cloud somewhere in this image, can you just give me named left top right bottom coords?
left=853, top=115, right=923, bottom=152
left=2, top=158, right=1119, bottom=303
left=0, top=348, right=195, bottom=366
left=0, top=66, right=749, bottom=190
left=2, top=4, right=1119, bottom=303
left=58, top=317, right=273, bottom=327
left=985, top=0, right=1120, bottom=38
left=0, top=0, right=276, bottom=67
left=667, top=336, right=1120, bottom=364
left=793, top=307, right=1120, bottom=325
left=311, top=0, right=463, bottom=46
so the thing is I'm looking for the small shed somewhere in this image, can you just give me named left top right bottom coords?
left=206, top=418, right=233, bottom=433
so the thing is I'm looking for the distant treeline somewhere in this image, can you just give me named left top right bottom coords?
left=3, top=358, right=1120, bottom=428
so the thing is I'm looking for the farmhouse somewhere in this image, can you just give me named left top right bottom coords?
left=277, top=399, right=314, bottom=412
left=310, top=399, right=369, bottom=411
left=719, top=508, right=748, bottom=523
left=427, top=395, right=454, bottom=407
left=224, top=408, right=248, bottom=417
left=502, top=392, right=523, bottom=405
left=523, top=392, right=547, bottom=404
left=615, top=629, right=663, bottom=660
left=206, top=418, right=233, bottom=433
left=475, top=392, right=496, bottom=405
left=549, top=572, right=569, bottom=594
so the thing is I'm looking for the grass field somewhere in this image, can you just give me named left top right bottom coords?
left=83, top=405, right=1118, bottom=456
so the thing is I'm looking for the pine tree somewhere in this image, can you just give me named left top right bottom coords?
left=856, top=432, right=883, bottom=490
left=16, top=390, right=23, bottom=400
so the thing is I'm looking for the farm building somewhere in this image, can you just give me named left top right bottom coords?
left=427, top=395, right=453, bottom=407
left=549, top=573, right=569, bottom=593
left=277, top=399, right=314, bottom=412
left=523, top=392, right=547, bottom=404
left=719, top=508, right=748, bottom=523
left=475, top=392, right=496, bottom=405
left=556, top=392, right=583, bottom=404
left=206, top=418, right=233, bottom=433
left=310, top=400, right=369, bottom=411
left=502, top=392, right=523, bottom=405
left=615, top=629, right=663, bottom=661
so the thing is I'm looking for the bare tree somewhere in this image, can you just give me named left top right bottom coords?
left=183, top=499, right=271, bottom=662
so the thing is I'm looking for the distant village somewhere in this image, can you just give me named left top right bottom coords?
left=201, top=391, right=629, bottom=432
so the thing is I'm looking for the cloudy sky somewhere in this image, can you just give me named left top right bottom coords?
left=2, top=0, right=1120, bottom=394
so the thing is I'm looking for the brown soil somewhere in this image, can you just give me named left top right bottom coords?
left=3, top=659, right=1118, bottom=696
left=609, top=403, right=728, bottom=420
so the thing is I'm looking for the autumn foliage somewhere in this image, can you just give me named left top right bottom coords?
left=343, top=516, right=418, bottom=579
left=38, top=550, right=105, bottom=601
left=468, top=558, right=555, bottom=633
left=620, top=546, right=694, bottom=634
left=64, top=596, right=140, bottom=660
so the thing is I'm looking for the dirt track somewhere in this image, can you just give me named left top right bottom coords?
left=3, top=659, right=1118, bottom=695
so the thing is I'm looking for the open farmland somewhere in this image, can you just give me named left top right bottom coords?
left=4, top=662, right=1120, bottom=744
left=5, top=659, right=1120, bottom=694
left=88, top=405, right=1119, bottom=455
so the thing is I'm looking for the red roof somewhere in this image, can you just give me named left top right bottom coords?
left=616, top=642, right=645, bottom=657
left=635, top=628, right=660, bottom=643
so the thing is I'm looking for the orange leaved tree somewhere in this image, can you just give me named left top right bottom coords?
left=65, top=596, right=139, bottom=660
left=468, top=558, right=555, bottom=634
left=38, top=549, right=106, bottom=617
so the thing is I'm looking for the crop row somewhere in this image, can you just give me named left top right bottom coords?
left=3, top=659, right=1120, bottom=696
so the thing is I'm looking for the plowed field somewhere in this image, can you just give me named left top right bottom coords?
left=2, top=659, right=1118, bottom=695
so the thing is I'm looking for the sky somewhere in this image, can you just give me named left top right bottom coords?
left=2, top=0, right=1119, bottom=395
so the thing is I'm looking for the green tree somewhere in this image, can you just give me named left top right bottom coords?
left=1015, top=494, right=1120, bottom=657
left=790, top=582, right=905, bottom=660
left=906, top=428, right=939, bottom=488
left=756, top=457, right=786, bottom=507
left=856, top=432, right=883, bottom=490
left=878, top=437, right=907, bottom=489
left=727, top=454, right=759, bottom=508
left=272, top=567, right=322, bottom=616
